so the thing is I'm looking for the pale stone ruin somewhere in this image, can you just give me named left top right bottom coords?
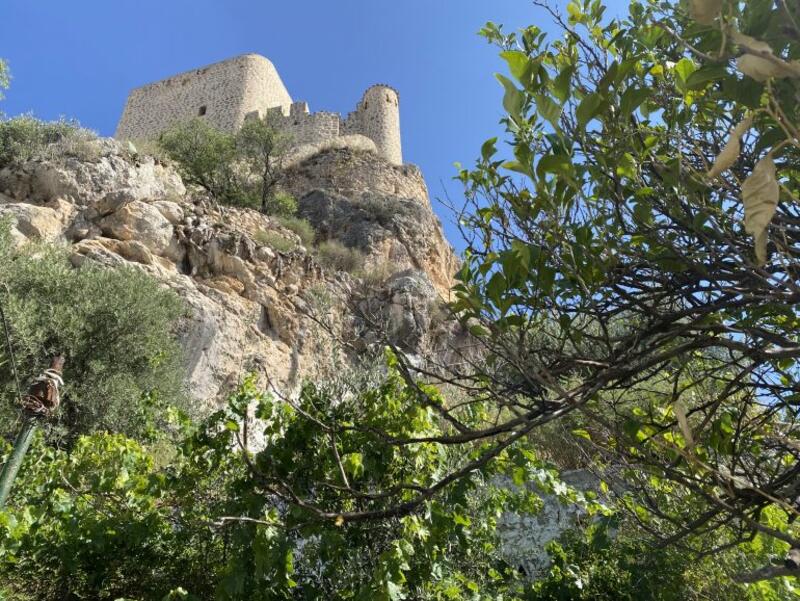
left=115, top=54, right=403, bottom=165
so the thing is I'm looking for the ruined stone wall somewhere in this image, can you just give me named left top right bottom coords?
left=115, top=54, right=293, bottom=140
left=266, top=102, right=341, bottom=147
left=281, top=147, right=427, bottom=203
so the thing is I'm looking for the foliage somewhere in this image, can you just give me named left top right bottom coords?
left=0, top=221, right=187, bottom=443
left=254, top=229, right=298, bottom=253
left=425, top=0, right=800, bottom=585
left=264, top=191, right=297, bottom=219
left=0, top=368, right=559, bottom=600
left=236, top=116, right=291, bottom=213
left=158, top=118, right=242, bottom=204
left=526, top=518, right=791, bottom=601
left=0, top=115, right=99, bottom=168
left=315, top=240, right=365, bottom=273
left=158, top=117, right=292, bottom=214
left=274, top=215, right=315, bottom=247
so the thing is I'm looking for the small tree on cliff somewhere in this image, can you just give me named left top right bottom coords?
left=159, top=116, right=294, bottom=215
left=236, top=115, right=292, bottom=214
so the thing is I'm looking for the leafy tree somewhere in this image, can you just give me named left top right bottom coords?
left=158, top=116, right=293, bottom=214
left=420, top=0, right=800, bottom=585
left=158, top=118, right=242, bottom=204
left=0, top=222, right=188, bottom=443
left=236, top=116, right=291, bottom=213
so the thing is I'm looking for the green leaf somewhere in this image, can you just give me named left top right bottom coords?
left=500, top=50, right=532, bottom=83
left=576, top=92, right=604, bottom=128
left=496, top=74, right=525, bottom=121
left=616, top=153, right=637, bottom=179
left=572, top=429, right=592, bottom=440
left=553, top=66, right=575, bottom=103
left=534, top=93, right=562, bottom=129
left=481, top=137, right=498, bottom=162
left=685, top=64, right=729, bottom=90
left=673, top=57, right=697, bottom=83
left=536, top=154, right=572, bottom=180
left=619, top=87, right=650, bottom=117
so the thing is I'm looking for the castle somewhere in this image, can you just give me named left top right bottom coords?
left=115, top=54, right=403, bottom=165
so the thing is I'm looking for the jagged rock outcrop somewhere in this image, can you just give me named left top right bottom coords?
left=298, top=190, right=458, bottom=297
left=0, top=139, right=459, bottom=403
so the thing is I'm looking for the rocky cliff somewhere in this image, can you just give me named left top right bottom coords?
left=0, top=138, right=459, bottom=403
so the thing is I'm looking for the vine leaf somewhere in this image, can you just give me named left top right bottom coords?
left=742, top=154, right=779, bottom=265
left=689, top=0, right=722, bottom=25
left=707, top=115, right=752, bottom=179
left=732, top=31, right=800, bottom=81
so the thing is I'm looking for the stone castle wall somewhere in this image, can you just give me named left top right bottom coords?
left=115, top=55, right=404, bottom=165
left=265, top=102, right=341, bottom=147
left=115, top=55, right=292, bottom=140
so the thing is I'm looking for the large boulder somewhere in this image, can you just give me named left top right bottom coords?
left=100, top=200, right=174, bottom=255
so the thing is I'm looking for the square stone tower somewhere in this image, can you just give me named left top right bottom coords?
left=115, top=54, right=293, bottom=140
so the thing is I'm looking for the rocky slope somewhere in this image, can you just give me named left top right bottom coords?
left=0, top=138, right=459, bottom=404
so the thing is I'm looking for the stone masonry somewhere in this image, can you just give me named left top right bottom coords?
left=116, top=54, right=403, bottom=165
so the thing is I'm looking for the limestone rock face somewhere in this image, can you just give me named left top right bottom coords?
left=100, top=200, right=174, bottom=254
left=298, top=189, right=457, bottom=298
left=0, top=138, right=460, bottom=404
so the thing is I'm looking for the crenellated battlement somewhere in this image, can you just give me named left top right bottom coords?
left=115, top=54, right=403, bottom=165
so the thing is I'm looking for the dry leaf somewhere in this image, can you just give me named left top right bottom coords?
left=674, top=402, right=693, bottom=447
left=733, top=31, right=800, bottom=81
left=742, top=154, right=779, bottom=264
left=689, top=0, right=722, bottom=25
left=707, top=116, right=752, bottom=179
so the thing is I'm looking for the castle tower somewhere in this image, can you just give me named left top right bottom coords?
left=115, top=54, right=293, bottom=140
left=356, top=85, right=402, bottom=165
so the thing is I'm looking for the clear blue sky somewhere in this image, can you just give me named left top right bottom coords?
left=0, top=0, right=616, bottom=251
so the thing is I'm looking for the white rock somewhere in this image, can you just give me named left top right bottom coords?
left=153, top=200, right=185, bottom=224
left=100, top=200, right=174, bottom=255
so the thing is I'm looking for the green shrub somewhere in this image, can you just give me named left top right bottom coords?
left=262, top=190, right=297, bottom=217
left=315, top=240, right=365, bottom=273
left=0, top=221, right=188, bottom=444
left=158, top=116, right=291, bottom=212
left=275, top=215, right=314, bottom=246
left=254, top=229, right=297, bottom=253
left=0, top=116, right=99, bottom=168
left=158, top=118, right=243, bottom=205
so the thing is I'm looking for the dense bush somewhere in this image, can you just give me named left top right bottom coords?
left=0, top=369, right=544, bottom=600
left=0, top=116, right=99, bottom=168
left=263, top=190, right=297, bottom=218
left=158, top=117, right=293, bottom=215
left=0, top=222, right=188, bottom=443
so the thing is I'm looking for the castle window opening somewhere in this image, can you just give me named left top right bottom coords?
left=198, top=105, right=207, bottom=116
